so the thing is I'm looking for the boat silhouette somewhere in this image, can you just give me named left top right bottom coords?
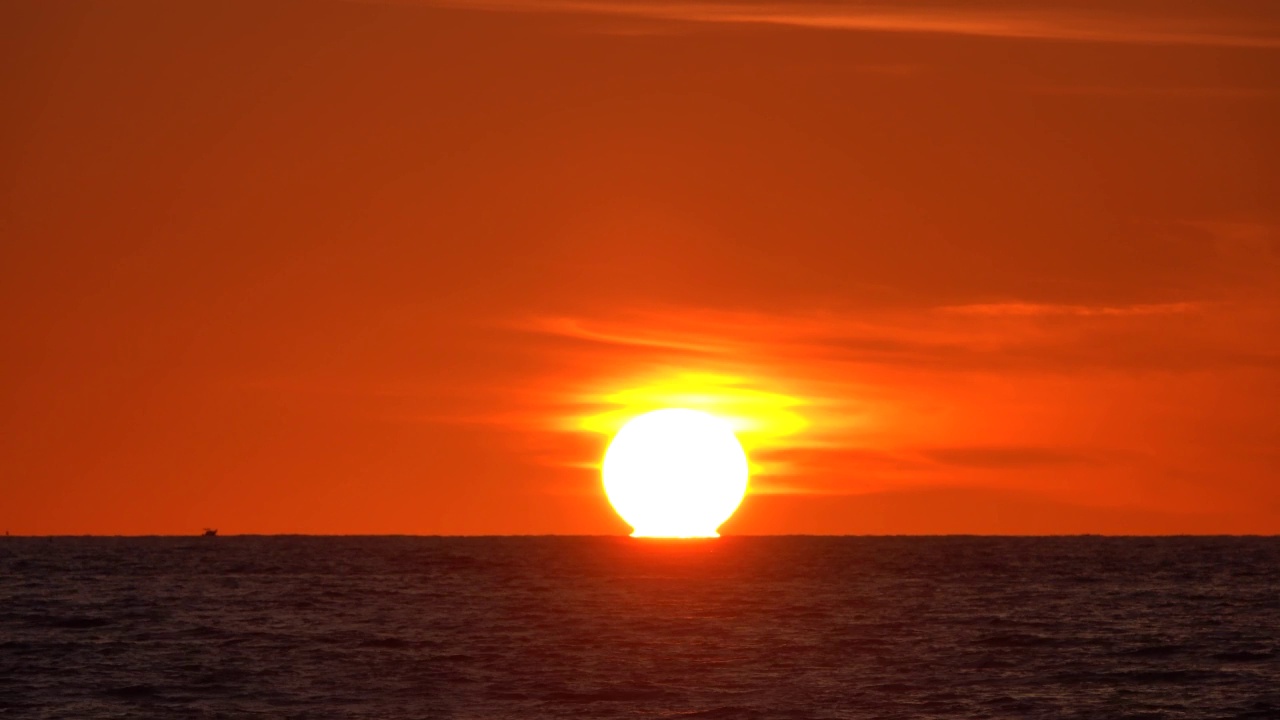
left=202, top=528, right=218, bottom=537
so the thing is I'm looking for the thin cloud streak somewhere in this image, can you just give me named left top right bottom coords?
left=413, top=0, right=1280, bottom=47
left=502, top=298, right=1280, bottom=504
left=1026, top=86, right=1279, bottom=99
left=518, top=298, right=1275, bottom=375
left=941, top=301, right=1201, bottom=317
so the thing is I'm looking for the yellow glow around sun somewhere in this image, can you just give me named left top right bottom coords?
left=574, top=372, right=814, bottom=493
left=580, top=373, right=807, bottom=453
left=602, top=408, right=748, bottom=537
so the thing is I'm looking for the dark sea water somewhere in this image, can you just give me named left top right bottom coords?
left=2, top=537, right=1278, bottom=719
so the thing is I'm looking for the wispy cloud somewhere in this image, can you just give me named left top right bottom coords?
left=1026, top=86, right=1279, bottom=99
left=921, top=445, right=1097, bottom=469
left=411, top=0, right=1280, bottom=47
left=502, top=295, right=1280, bottom=499
left=518, top=298, right=1276, bottom=374
left=941, top=301, right=1200, bottom=317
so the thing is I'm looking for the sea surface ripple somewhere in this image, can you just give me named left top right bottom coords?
left=1, top=536, right=1278, bottom=719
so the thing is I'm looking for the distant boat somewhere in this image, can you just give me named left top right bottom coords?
left=202, top=528, right=218, bottom=537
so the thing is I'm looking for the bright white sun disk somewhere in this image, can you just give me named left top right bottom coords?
left=602, top=408, right=749, bottom=538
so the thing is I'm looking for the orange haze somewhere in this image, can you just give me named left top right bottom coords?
left=3, top=0, right=1278, bottom=534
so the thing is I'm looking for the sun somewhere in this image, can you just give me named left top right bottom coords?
left=602, top=408, right=749, bottom=538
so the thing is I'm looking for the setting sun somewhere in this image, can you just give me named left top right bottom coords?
left=602, top=408, right=749, bottom=538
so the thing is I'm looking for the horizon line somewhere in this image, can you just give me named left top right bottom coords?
left=5, top=533, right=1277, bottom=539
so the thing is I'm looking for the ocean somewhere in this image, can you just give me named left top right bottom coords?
left=2, top=536, right=1277, bottom=719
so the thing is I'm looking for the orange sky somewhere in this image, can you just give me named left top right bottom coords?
left=3, top=0, right=1278, bottom=535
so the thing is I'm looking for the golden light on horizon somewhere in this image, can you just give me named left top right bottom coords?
left=602, top=408, right=749, bottom=537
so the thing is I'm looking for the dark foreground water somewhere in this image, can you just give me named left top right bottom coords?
left=2, top=537, right=1278, bottom=719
